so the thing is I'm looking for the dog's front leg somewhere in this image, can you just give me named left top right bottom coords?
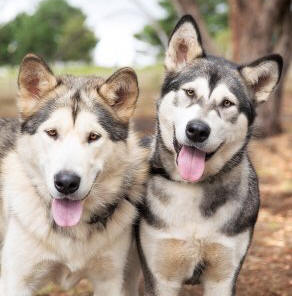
left=92, top=274, right=125, bottom=296
left=201, top=240, right=249, bottom=296
left=0, top=274, right=33, bottom=296
left=89, top=258, right=127, bottom=296
left=202, top=259, right=243, bottom=296
left=122, top=238, right=142, bottom=296
left=89, top=229, right=133, bottom=296
left=0, top=221, right=47, bottom=296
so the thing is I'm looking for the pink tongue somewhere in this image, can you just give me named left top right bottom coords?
left=52, top=199, right=83, bottom=227
left=177, top=145, right=206, bottom=182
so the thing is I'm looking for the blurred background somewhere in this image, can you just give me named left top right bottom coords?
left=0, top=0, right=291, bottom=295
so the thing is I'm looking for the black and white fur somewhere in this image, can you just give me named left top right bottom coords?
left=137, top=15, right=283, bottom=296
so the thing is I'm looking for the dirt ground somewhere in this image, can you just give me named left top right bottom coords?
left=0, top=71, right=291, bottom=296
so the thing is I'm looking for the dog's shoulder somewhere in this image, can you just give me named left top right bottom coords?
left=0, top=118, right=19, bottom=159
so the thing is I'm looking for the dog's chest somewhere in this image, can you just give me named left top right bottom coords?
left=51, top=226, right=131, bottom=272
left=148, top=176, right=237, bottom=240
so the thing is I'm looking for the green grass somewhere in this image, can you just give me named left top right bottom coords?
left=0, top=63, right=164, bottom=118
left=0, top=62, right=164, bottom=77
left=55, top=64, right=115, bottom=77
left=0, top=62, right=164, bottom=92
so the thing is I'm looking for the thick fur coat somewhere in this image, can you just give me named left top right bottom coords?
left=0, top=54, right=148, bottom=296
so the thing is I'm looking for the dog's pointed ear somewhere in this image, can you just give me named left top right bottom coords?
left=98, top=67, right=139, bottom=122
left=18, top=53, right=57, bottom=117
left=165, top=15, right=204, bottom=72
left=239, top=54, right=283, bottom=104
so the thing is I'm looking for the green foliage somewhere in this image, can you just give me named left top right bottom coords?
left=0, top=0, right=98, bottom=65
left=196, top=0, right=228, bottom=36
left=135, top=0, right=228, bottom=57
left=135, top=0, right=177, bottom=56
left=215, top=28, right=231, bottom=56
left=57, top=15, right=97, bottom=62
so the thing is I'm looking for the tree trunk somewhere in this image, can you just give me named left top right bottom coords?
left=132, top=0, right=169, bottom=49
left=229, top=0, right=292, bottom=137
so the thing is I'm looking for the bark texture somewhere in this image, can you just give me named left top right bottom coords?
left=229, top=0, right=292, bottom=136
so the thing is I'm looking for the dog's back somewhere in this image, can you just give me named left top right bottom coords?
left=0, top=119, right=18, bottom=158
left=0, top=119, right=18, bottom=256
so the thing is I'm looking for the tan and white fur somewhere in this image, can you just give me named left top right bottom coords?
left=0, top=54, right=148, bottom=296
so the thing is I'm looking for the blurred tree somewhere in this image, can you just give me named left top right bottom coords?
left=134, top=0, right=178, bottom=57
left=229, top=0, right=292, bottom=136
left=0, top=0, right=98, bottom=65
left=57, top=14, right=97, bottom=62
left=135, top=0, right=228, bottom=56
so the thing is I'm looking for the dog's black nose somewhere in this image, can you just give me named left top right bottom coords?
left=54, top=171, right=81, bottom=195
left=186, top=120, right=210, bottom=143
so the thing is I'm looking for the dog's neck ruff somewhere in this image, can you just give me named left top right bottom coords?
left=88, top=202, right=119, bottom=227
left=88, top=194, right=133, bottom=228
left=150, top=165, right=172, bottom=181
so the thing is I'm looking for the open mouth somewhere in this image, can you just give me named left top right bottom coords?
left=174, top=140, right=223, bottom=182
left=52, top=198, right=83, bottom=227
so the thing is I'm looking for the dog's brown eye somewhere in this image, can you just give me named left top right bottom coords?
left=185, top=89, right=195, bottom=97
left=46, top=129, right=58, bottom=139
left=88, top=132, right=101, bottom=143
left=222, top=99, right=234, bottom=108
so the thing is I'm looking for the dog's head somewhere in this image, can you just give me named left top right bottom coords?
left=158, top=15, right=283, bottom=182
left=17, top=54, right=138, bottom=227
